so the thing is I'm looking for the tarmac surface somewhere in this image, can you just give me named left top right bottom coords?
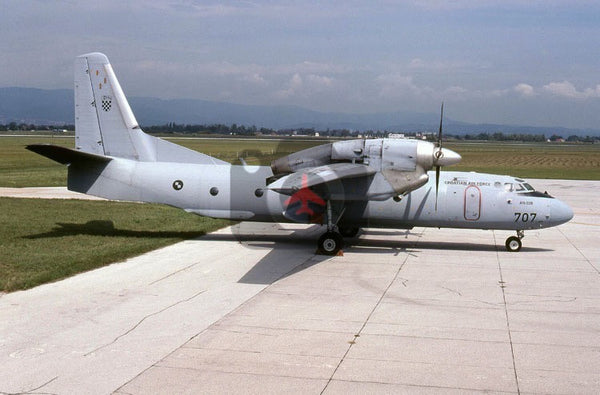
left=0, top=179, right=598, bottom=394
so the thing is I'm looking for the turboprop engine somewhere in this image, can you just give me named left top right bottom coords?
left=270, top=138, right=461, bottom=200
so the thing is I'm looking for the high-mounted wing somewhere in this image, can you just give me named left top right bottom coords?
left=268, top=162, right=376, bottom=197
left=268, top=162, right=375, bottom=223
left=269, top=139, right=461, bottom=202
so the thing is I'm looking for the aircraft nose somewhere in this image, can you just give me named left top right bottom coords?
left=434, top=148, right=462, bottom=167
left=550, top=199, right=574, bottom=226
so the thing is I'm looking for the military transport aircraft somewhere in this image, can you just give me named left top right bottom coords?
left=27, top=53, right=574, bottom=255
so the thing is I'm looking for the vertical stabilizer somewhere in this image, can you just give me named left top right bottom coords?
left=74, top=52, right=228, bottom=165
left=75, top=52, right=155, bottom=160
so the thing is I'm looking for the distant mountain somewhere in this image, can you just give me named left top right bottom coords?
left=1, top=87, right=598, bottom=136
left=0, top=87, right=73, bottom=125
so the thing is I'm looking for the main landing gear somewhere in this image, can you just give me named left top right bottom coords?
left=505, top=230, right=524, bottom=252
left=316, top=200, right=357, bottom=255
left=317, top=231, right=344, bottom=255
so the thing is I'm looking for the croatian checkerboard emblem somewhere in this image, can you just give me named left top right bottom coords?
left=101, top=95, right=112, bottom=112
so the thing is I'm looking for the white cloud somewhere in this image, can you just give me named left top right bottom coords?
left=407, top=0, right=598, bottom=11
left=306, top=74, right=333, bottom=87
left=272, top=61, right=349, bottom=75
left=376, top=73, right=426, bottom=98
left=514, top=83, right=535, bottom=97
left=543, top=81, right=600, bottom=99
left=407, top=58, right=487, bottom=72
left=242, top=73, right=266, bottom=84
left=274, top=72, right=335, bottom=99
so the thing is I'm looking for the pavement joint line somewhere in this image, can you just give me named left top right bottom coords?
left=1, top=375, right=59, bottom=395
left=148, top=253, right=211, bottom=286
left=329, top=378, right=517, bottom=394
left=131, top=364, right=330, bottom=384
left=114, top=251, right=320, bottom=393
left=84, top=289, right=207, bottom=357
left=320, top=233, right=416, bottom=394
left=493, top=230, right=521, bottom=395
left=557, top=227, right=599, bottom=275
left=209, top=323, right=360, bottom=336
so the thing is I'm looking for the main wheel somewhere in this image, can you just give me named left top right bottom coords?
left=505, top=236, right=522, bottom=252
left=339, top=227, right=360, bottom=238
left=318, top=231, right=344, bottom=255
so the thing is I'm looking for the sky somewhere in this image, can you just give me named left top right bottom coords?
left=2, top=0, right=600, bottom=129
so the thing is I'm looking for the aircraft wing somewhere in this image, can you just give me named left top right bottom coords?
left=268, top=162, right=376, bottom=195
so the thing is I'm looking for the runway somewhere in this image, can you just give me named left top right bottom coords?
left=0, top=179, right=598, bottom=394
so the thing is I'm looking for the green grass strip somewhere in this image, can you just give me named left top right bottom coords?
left=0, top=197, right=231, bottom=292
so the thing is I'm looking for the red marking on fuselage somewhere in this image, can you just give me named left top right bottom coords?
left=284, top=174, right=326, bottom=219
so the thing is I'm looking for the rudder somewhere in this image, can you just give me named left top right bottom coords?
left=74, top=52, right=228, bottom=165
left=75, top=52, right=155, bottom=160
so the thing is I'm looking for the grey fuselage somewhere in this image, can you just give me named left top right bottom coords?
left=69, top=158, right=573, bottom=232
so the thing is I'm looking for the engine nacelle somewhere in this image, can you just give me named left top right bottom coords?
left=270, top=138, right=460, bottom=200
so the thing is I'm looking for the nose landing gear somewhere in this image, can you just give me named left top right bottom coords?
left=505, top=230, right=524, bottom=252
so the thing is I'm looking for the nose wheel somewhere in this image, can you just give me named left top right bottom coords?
left=505, top=230, right=524, bottom=252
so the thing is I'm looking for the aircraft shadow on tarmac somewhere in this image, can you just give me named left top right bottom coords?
left=26, top=221, right=553, bottom=286
left=202, top=226, right=554, bottom=285
left=24, top=220, right=207, bottom=239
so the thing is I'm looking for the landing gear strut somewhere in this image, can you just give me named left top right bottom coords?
left=505, top=230, right=524, bottom=252
left=317, top=200, right=344, bottom=255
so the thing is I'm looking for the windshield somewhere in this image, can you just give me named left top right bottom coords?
left=505, top=182, right=536, bottom=193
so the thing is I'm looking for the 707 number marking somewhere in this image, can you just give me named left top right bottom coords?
left=514, top=212, right=537, bottom=222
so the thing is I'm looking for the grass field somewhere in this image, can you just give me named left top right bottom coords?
left=446, top=141, right=600, bottom=180
left=0, top=197, right=231, bottom=292
left=0, top=136, right=73, bottom=187
left=1, top=136, right=598, bottom=188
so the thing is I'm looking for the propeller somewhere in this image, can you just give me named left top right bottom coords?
left=434, top=102, right=444, bottom=211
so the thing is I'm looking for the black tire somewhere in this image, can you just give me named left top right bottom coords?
left=318, top=231, right=344, bottom=255
left=339, top=227, right=360, bottom=238
left=505, top=236, right=522, bottom=252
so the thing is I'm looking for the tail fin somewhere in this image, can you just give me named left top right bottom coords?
left=75, top=52, right=154, bottom=160
left=74, top=52, right=227, bottom=165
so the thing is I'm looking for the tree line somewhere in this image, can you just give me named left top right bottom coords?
left=1, top=122, right=598, bottom=143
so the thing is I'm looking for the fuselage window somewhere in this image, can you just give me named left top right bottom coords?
left=209, top=187, right=219, bottom=196
left=504, top=183, right=513, bottom=192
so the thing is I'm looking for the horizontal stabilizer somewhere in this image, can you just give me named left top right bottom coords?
left=26, top=144, right=112, bottom=165
left=268, top=162, right=376, bottom=195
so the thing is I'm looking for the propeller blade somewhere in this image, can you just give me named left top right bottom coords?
left=435, top=165, right=440, bottom=211
left=437, top=102, right=444, bottom=149
left=435, top=102, right=443, bottom=211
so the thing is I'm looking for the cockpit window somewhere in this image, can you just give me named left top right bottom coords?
left=514, top=183, right=535, bottom=193
left=506, top=182, right=537, bottom=193
left=522, top=183, right=534, bottom=191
